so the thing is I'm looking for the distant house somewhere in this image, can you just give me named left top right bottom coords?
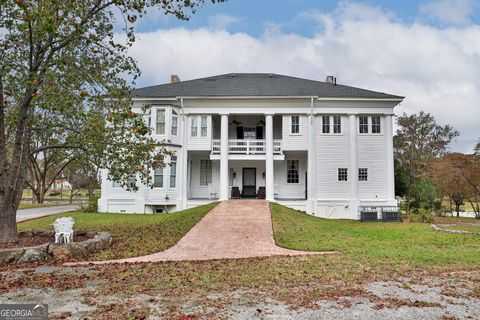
left=98, top=73, right=403, bottom=219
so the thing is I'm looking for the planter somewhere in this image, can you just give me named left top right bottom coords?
left=0, top=231, right=112, bottom=264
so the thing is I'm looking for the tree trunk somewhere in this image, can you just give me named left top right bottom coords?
left=0, top=205, right=18, bottom=243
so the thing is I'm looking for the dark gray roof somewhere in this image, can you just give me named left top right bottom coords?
left=133, top=73, right=403, bottom=99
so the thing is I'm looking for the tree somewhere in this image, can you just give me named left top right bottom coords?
left=456, top=154, right=480, bottom=219
left=25, top=113, right=76, bottom=203
left=393, top=112, right=459, bottom=213
left=0, top=0, right=223, bottom=243
left=430, top=153, right=471, bottom=217
left=65, top=162, right=99, bottom=204
left=394, top=159, right=407, bottom=197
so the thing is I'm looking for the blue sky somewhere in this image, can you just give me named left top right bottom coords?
left=125, top=0, right=480, bottom=152
left=136, top=0, right=480, bottom=35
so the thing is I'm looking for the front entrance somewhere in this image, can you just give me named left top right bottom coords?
left=242, top=168, right=256, bottom=198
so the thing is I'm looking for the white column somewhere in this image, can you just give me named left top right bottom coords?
left=181, top=101, right=188, bottom=210
left=219, top=114, right=229, bottom=200
left=348, top=114, right=359, bottom=217
left=265, top=114, right=274, bottom=201
left=385, top=114, right=395, bottom=202
left=306, top=114, right=316, bottom=214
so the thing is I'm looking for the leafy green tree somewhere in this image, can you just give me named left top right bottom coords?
left=0, top=0, right=223, bottom=242
left=394, top=159, right=407, bottom=197
left=410, top=179, right=438, bottom=211
left=393, top=112, right=459, bottom=213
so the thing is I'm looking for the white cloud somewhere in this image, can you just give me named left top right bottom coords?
left=207, top=13, right=241, bottom=30
left=419, top=0, right=478, bottom=25
left=127, top=3, right=480, bottom=152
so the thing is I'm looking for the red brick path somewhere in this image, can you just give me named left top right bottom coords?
left=69, top=200, right=335, bottom=265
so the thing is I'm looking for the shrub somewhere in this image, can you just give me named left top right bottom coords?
left=83, top=195, right=99, bottom=213
left=409, top=208, right=434, bottom=223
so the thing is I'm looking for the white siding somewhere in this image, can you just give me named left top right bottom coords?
left=274, top=152, right=307, bottom=199
left=314, top=115, right=350, bottom=199
left=282, top=115, right=308, bottom=150
left=357, top=117, right=387, bottom=199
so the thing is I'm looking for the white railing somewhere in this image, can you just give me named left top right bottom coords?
left=211, top=139, right=283, bottom=155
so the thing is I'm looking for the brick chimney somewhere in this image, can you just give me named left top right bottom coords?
left=325, top=75, right=336, bottom=85
left=170, top=75, right=181, bottom=84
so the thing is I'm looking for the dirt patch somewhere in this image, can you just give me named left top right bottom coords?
left=1, top=266, right=480, bottom=319
left=0, top=232, right=92, bottom=250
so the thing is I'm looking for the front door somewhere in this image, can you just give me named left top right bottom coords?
left=242, top=168, right=256, bottom=197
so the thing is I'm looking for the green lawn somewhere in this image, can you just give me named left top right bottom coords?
left=7, top=202, right=480, bottom=310
left=270, top=203, right=480, bottom=270
left=18, top=202, right=218, bottom=260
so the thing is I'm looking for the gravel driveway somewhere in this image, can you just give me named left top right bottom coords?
left=1, top=267, right=479, bottom=319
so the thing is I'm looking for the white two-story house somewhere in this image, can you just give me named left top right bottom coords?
left=98, top=73, right=403, bottom=219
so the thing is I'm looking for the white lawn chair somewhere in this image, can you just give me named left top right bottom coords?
left=53, top=217, right=75, bottom=244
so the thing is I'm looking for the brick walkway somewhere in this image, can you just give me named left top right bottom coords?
left=70, top=200, right=334, bottom=265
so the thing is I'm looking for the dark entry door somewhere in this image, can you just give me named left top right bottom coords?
left=242, top=168, right=256, bottom=197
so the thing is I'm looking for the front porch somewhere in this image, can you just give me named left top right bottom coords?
left=186, top=151, right=307, bottom=201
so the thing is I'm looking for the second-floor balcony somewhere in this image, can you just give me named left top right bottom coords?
left=211, top=139, right=283, bottom=155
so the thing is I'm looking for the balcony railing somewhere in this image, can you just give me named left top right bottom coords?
left=211, top=139, right=282, bottom=155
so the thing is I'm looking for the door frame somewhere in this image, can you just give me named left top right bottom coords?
left=242, top=167, right=257, bottom=198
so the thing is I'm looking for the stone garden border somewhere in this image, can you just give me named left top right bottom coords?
left=0, top=230, right=112, bottom=264
left=431, top=223, right=480, bottom=235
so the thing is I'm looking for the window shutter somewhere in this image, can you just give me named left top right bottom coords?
left=236, top=126, right=244, bottom=139
left=256, top=126, right=264, bottom=139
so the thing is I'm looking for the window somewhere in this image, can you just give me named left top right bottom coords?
left=156, top=109, right=165, bottom=134
left=126, top=175, right=136, bottom=189
left=372, top=115, right=381, bottom=134
left=112, top=176, right=136, bottom=189
left=322, top=116, right=330, bottom=134
left=338, top=168, right=348, bottom=181
left=287, top=160, right=299, bottom=184
left=171, top=110, right=178, bottom=136
left=200, top=160, right=212, bottom=186
left=359, top=115, right=369, bottom=134
left=154, top=167, right=163, bottom=188
left=333, top=115, right=342, bottom=134
left=358, top=168, right=368, bottom=181
left=201, top=115, right=208, bottom=137
left=191, top=116, right=198, bottom=137
left=170, top=156, right=177, bottom=188
left=291, top=116, right=300, bottom=134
